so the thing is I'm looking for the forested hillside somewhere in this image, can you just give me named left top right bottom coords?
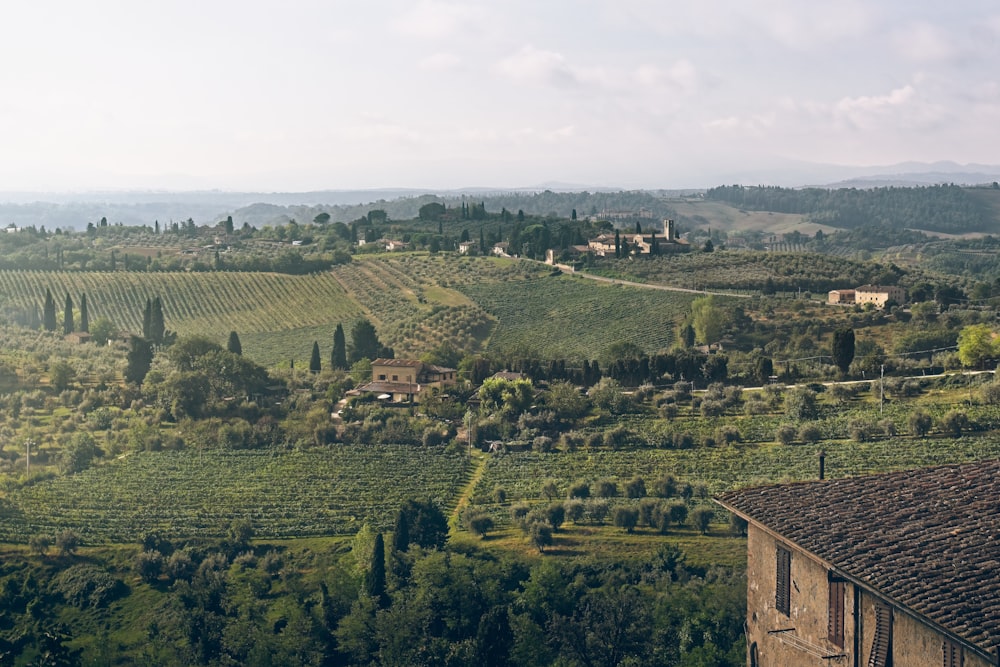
left=705, top=184, right=998, bottom=234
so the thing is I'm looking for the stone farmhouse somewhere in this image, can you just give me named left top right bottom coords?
left=715, top=459, right=1000, bottom=667
left=828, top=285, right=906, bottom=308
left=352, top=358, right=457, bottom=404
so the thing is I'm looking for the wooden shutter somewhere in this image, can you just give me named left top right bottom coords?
left=943, top=641, right=963, bottom=667
left=868, top=602, right=893, bottom=667
left=828, top=579, right=845, bottom=647
left=776, top=545, right=791, bottom=616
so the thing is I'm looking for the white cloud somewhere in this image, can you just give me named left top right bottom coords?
left=891, top=22, right=956, bottom=63
left=634, top=60, right=699, bottom=94
left=834, top=85, right=917, bottom=129
left=495, top=46, right=580, bottom=88
left=391, top=1, right=485, bottom=40
left=418, top=52, right=462, bottom=71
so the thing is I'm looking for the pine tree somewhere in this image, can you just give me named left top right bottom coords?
left=63, top=293, right=74, bottom=334
left=79, top=294, right=89, bottom=333
left=332, top=324, right=347, bottom=370
left=227, top=331, right=242, bottom=355
left=364, top=533, right=388, bottom=608
left=43, top=289, right=57, bottom=332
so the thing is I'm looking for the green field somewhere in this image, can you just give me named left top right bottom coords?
left=459, top=273, right=696, bottom=358
left=0, top=270, right=364, bottom=367
left=0, top=446, right=472, bottom=544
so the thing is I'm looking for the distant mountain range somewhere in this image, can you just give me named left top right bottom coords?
left=1, top=162, right=997, bottom=230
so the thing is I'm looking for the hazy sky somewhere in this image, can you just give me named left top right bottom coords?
left=1, top=1, right=998, bottom=191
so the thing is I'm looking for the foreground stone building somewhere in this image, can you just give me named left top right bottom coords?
left=716, top=460, right=1000, bottom=667
left=352, top=358, right=457, bottom=403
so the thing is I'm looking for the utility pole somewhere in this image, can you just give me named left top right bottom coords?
left=880, top=364, right=884, bottom=417
left=25, top=439, right=32, bottom=476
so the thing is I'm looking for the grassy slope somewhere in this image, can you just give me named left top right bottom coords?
left=459, top=273, right=696, bottom=358
left=667, top=198, right=835, bottom=235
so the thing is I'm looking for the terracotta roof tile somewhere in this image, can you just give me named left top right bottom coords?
left=717, top=459, right=1000, bottom=654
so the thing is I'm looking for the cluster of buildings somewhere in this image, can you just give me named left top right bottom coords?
left=546, top=218, right=689, bottom=264
left=828, top=285, right=907, bottom=309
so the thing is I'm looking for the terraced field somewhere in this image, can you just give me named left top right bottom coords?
left=0, top=446, right=472, bottom=544
left=0, top=270, right=363, bottom=367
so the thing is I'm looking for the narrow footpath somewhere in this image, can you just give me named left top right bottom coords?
left=449, top=449, right=488, bottom=537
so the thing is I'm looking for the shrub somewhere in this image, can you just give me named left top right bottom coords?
left=613, top=507, right=639, bottom=533
left=691, top=507, right=713, bottom=534
left=586, top=499, right=610, bottom=525
left=595, top=479, right=618, bottom=498
left=666, top=500, right=688, bottom=527
left=568, top=481, right=591, bottom=499
left=909, top=410, right=933, bottom=437
left=464, top=512, right=494, bottom=539
left=625, top=476, right=646, bottom=498
left=510, top=503, right=531, bottom=523
left=939, top=410, right=968, bottom=438
left=545, top=503, right=565, bottom=531
left=798, top=423, right=822, bottom=444
left=134, top=550, right=163, bottom=583
left=716, top=425, right=742, bottom=445
left=776, top=424, right=797, bottom=445
left=652, top=474, right=678, bottom=498
left=541, top=479, right=560, bottom=501
left=52, top=564, right=127, bottom=609
left=493, top=485, right=507, bottom=504
left=564, top=499, right=586, bottom=524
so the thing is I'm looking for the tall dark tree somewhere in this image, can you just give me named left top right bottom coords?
left=332, top=323, right=347, bottom=370
left=309, top=341, right=322, bottom=374
left=831, top=327, right=855, bottom=377
left=63, top=292, right=74, bottom=334
left=476, top=606, right=514, bottom=667
left=350, top=319, right=389, bottom=363
left=392, top=509, right=410, bottom=553
left=43, top=289, right=57, bottom=332
left=124, top=336, right=154, bottom=385
left=614, top=230, right=621, bottom=258
left=142, top=298, right=152, bottom=340
left=364, top=533, right=389, bottom=608
left=149, top=297, right=165, bottom=346
left=227, top=331, right=242, bottom=356
left=79, top=294, right=89, bottom=333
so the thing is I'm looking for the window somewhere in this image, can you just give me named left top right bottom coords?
left=828, top=577, right=845, bottom=647
left=378, top=374, right=386, bottom=381
left=776, top=545, right=791, bottom=616
left=943, top=640, right=963, bottom=667
left=868, top=602, right=892, bottom=667
left=392, top=375, right=398, bottom=381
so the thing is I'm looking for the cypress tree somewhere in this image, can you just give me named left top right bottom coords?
left=63, top=293, right=74, bottom=334
left=309, top=341, right=322, bottom=373
left=79, top=294, right=89, bottom=333
left=614, top=230, right=621, bottom=258
left=124, top=336, right=154, bottom=385
left=392, top=509, right=409, bottom=553
left=29, top=304, right=40, bottom=330
left=332, top=324, right=347, bottom=370
left=150, top=297, right=165, bottom=345
left=142, top=298, right=152, bottom=340
left=43, top=289, right=57, bottom=332
left=364, top=533, right=388, bottom=608
left=227, top=331, right=242, bottom=355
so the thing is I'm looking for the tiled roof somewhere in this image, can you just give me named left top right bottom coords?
left=372, top=358, right=423, bottom=368
left=717, top=459, right=1000, bottom=654
left=356, top=381, right=419, bottom=395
